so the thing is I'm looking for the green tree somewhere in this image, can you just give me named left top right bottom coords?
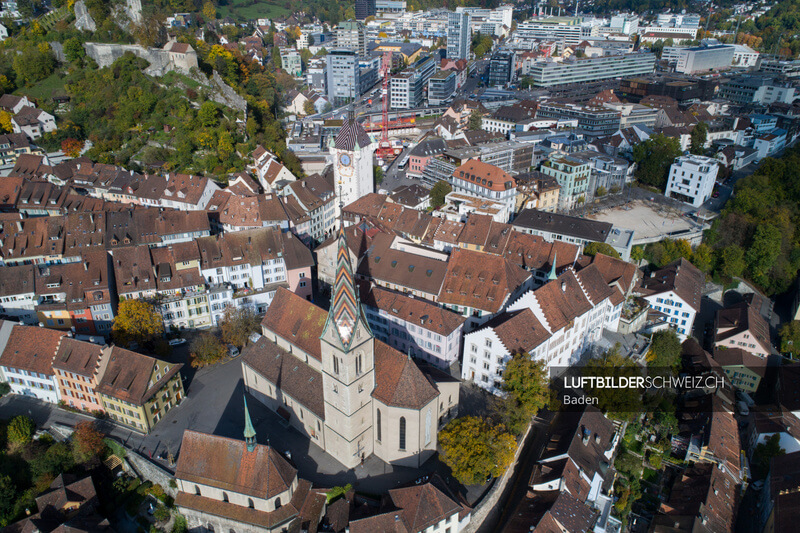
left=646, top=330, right=682, bottom=371
left=112, top=299, right=165, bottom=346
left=12, top=46, right=56, bottom=86
left=64, top=38, right=86, bottom=64
left=374, top=165, right=384, bottom=186
left=719, top=244, right=746, bottom=280
left=0, top=475, right=16, bottom=527
left=780, top=321, right=800, bottom=358
left=745, top=224, right=782, bottom=288
left=220, top=307, right=260, bottom=349
left=595, top=185, right=607, bottom=197
left=429, top=180, right=452, bottom=208
left=631, top=246, right=645, bottom=263
left=190, top=332, right=228, bottom=368
left=198, top=102, right=219, bottom=128
left=650, top=39, right=665, bottom=58
left=439, top=416, right=516, bottom=485
left=303, top=99, right=315, bottom=115
left=632, top=134, right=682, bottom=189
left=690, top=122, right=708, bottom=155
left=0, top=382, right=9, bottom=397
left=71, top=421, right=106, bottom=464
left=692, top=243, right=714, bottom=273
left=753, top=433, right=785, bottom=479
left=31, top=441, right=75, bottom=479
left=171, top=514, right=188, bottom=533
left=467, top=109, right=483, bottom=131
left=519, top=76, right=534, bottom=89
left=583, top=242, right=621, bottom=259
left=498, top=354, right=550, bottom=435
left=7, top=415, right=35, bottom=446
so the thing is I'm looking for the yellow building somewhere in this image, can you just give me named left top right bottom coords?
left=96, top=346, right=184, bottom=433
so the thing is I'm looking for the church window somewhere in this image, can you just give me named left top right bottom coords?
left=425, top=408, right=432, bottom=446
left=195, top=485, right=201, bottom=495
left=333, top=357, right=339, bottom=375
left=248, top=498, right=254, bottom=509
left=399, top=417, right=406, bottom=450
left=377, top=409, right=382, bottom=442
left=222, top=492, right=229, bottom=503
left=356, top=353, right=363, bottom=376
left=275, top=497, right=282, bottom=510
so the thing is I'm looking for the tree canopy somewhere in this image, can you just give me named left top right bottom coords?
left=632, top=134, right=682, bottom=189
left=430, top=180, right=452, bottom=209
left=498, top=354, right=550, bottom=435
left=583, top=242, right=621, bottom=259
left=438, top=416, right=516, bottom=486
left=112, top=298, right=165, bottom=347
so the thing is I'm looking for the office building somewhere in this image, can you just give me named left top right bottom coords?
left=609, top=14, right=639, bottom=35
left=488, top=50, right=515, bottom=86
left=719, top=75, right=796, bottom=105
left=536, top=102, right=621, bottom=138
left=665, top=155, right=718, bottom=208
left=447, top=11, right=471, bottom=61
left=375, top=0, right=406, bottom=13
left=389, top=55, right=436, bottom=109
left=326, top=49, right=360, bottom=106
left=526, top=53, right=656, bottom=87
left=355, top=0, right=375, bottom=21
left=667, top=44, right=735, bottom=74
left=336, top=20, right=367, bottom=55
left=656, top=13, right=701, bottom=28
left=428, top=70, right=457, bottom=105
left=515, top=17, right=584, bottom=46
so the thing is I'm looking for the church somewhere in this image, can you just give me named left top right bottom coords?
left=329, top=113, right=375, bottom=222
left=242, top=225, right=459, bottom=468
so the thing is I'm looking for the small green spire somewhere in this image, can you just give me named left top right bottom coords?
left=548, top=252, right=558, bottom=281
left=244, top=395, right=256, bottom=452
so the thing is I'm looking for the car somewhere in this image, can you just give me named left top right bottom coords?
left=168, top=338, right=186, bottom=346
left=228, top=345, right=240, bottom=357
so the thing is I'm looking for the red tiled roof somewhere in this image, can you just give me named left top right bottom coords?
left=372, top=340, right=439, bottom=409
left=0, top=325, right=67, bottom=375
left=452, top=160, right=516, bottom=192
left=261, top=288, right=328, bottom=362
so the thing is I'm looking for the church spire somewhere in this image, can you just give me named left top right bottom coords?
left=243, top=395, right=256, bottom=452
left=548, top=252, right=558, bottom=281
left=327, top=224, right=360, bottom=349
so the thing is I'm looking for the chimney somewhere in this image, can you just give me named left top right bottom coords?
left=561, top=281, right=566, bottom=292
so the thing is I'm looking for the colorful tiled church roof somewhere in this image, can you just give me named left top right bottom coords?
left=334, top=116, right=372, bottom=151
left=325, top=224, right=361, bottom=349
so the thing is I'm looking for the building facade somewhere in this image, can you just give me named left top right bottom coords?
left=665, top=155, right=718, bottom=208
left=447, top=12, right=471, bottom=61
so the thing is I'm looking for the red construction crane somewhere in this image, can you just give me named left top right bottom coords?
left=376, top=51, right=394, bottom=161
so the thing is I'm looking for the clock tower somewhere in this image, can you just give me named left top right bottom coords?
left=329, top=114, right=375, bottom=226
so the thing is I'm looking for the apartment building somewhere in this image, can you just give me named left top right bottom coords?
left=525, top=53, right=656, bottom=87
left=390, top=55, right=437, bottom=110
left=151, top=242, right=212, bottom=331
left=336, top=20, right=367, bottom=55
left=363, top=286, right=466, bottom=370
left=488, top=50, right=515, bottom=87
left=714, top=301, right=771, bottom=358
left=52, top=338, right=109, bottom=413
left=96, top=345, right=184, bottom=433
left=536, top=102, right=621, bottom=138
left=326, top=49, right=362, bottom=106
left=638, top=258, right=704, bottom=339
left=0, top=324, right=66, bottom=404
left=0, top=264, right=38, bottom=324
left=450, top=160, right=518, bottom=215
left=719, top=75, right=796, bottom=105
left=540, top=154, right=591, bottom=212
left=665, top=155, right=718, bottom=208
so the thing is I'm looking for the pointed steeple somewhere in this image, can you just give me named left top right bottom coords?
left=548, top=252, right=558, bottom=281
left=325, top=224, right=360, bottom=349
left=243, top=395, right=256, bottom=452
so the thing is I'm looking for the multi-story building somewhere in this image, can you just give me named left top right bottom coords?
left=330, top=115, right=375, bottom=221
left=488, top=50, right=515, bottom=87
left=638, top=258, right=703, bottom=339
left=447, top=11, right=471, bottom=61
left=0, top=324, right=66, bottom=404
left=665, top=155, right=718, bottom=208
left=540, top=154, right=591, bottom=212
left=326, top=49, right=361, bottom=106
left=754, top=128, right=787, bottom=161
left=96, top=345, right=184, bottom=433
left=151, top=242, right=212, bottom=331
left=714, top=301, right=771, bottom=358
left=0, top=264, right=38, bottom=324
left=525, top=53, right=656, bottom=87
left=390, top=55, right=437, bottom=110
left=515, top=17, right=584, bottom=46
left=336, top=20, right=367, bottom=55
left=732, top=44, right=760, bottom=68
left=52, top=338, right=109, bottom=413
left=609, top=14, right=639, bottom=34
left=536, top=102, right=621, bottom=138
left=665, top=44, right=735, bottom=74
left=450, top=160, right=518, bottom=216
left=363, top=286, right=466, bottom=370
left=279, top=48, right=303, bottom=77
left=355, top=0, right=375, bottom=20
left=428, top=70, right=457, bottom=105
left=719, top=75, right=796, bottom=105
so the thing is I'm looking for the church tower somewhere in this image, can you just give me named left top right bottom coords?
left=329, top=114, right=375, bottom=226
left=320, top=224, right=375, bottom=468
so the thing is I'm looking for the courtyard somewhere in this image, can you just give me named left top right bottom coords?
left=586, top=199, right=705, bottom=244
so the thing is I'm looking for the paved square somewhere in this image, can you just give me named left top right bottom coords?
left=587, top=200, right=699, bottom=241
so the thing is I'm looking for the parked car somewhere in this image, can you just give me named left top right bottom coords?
left=228, top=345, right=240, bottom=357
left=168, top=338, right=186, bottom=346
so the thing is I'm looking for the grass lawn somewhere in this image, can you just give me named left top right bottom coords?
left=16, top=72, right=68, bottom=101
left=218, top=0, right=289, bottom=21
left=161, top=71, right=203, bottom=90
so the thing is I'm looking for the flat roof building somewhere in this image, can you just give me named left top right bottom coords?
left=526, top=53, right=656, bottom=87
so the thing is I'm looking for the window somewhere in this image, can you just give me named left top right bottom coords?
left=248, top=498, right=254, bottom=509
left=195, top=485, right=201, bottom=495
left=222, top=492, right=229, bottom=503
left=399, top=417, right=406, bottom=450
left=333, top=357, right=339, bottom=375
left=356, top=353, right=363, bottom=376
left=376, top=409, right=382, bottom=442
left=275, top=497, right=281, bottom=510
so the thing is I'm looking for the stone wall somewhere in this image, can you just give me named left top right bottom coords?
left=74, top=0, right=96, bottom=32
left=460, top=421, right=535, bottom=533
left=209, top=71, right=247, bottom=114
left=123, top=449, right=178, bottom=498
left=83, top=43, right=171, bottom=76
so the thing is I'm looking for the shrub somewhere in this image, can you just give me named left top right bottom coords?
left=154, top=505, right=170, bottom=522
left=7, top=415, right=35, bottom=446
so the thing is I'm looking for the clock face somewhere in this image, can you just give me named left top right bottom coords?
left=339, top=153, right=352, bottom=166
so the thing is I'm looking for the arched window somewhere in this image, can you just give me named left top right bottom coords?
left=399, top=417, right=406, bottom=451
left=222, top=492, right=229, bottom=503
left=248, top=498, right=254, bottom=509
left=195, top=485, right=201, bottom=495
left=275, top=497, right=282, bottom=510
left=376, top=409, right=382, bottom=442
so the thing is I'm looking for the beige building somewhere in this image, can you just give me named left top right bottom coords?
left=714, top=301, right=771, bottom=358
left=242, top=226, right=459, bottom=469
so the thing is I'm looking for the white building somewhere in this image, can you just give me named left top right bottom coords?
left=665, top=154, right=718, bottom=208
left=329, top=116, right=375, bottom=224
left=363, top=286, right=466, bottom=370
left=638, top=258, right=704, bottom=340
left=461, top=264, right=623, bottom=393
left=450, top=160, right=517, bottom=217
left=0, top=324, right=65, bottom=404
left=609, top=14, right=638, bottom=35
left=732, top=44, right=760, bottom=68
